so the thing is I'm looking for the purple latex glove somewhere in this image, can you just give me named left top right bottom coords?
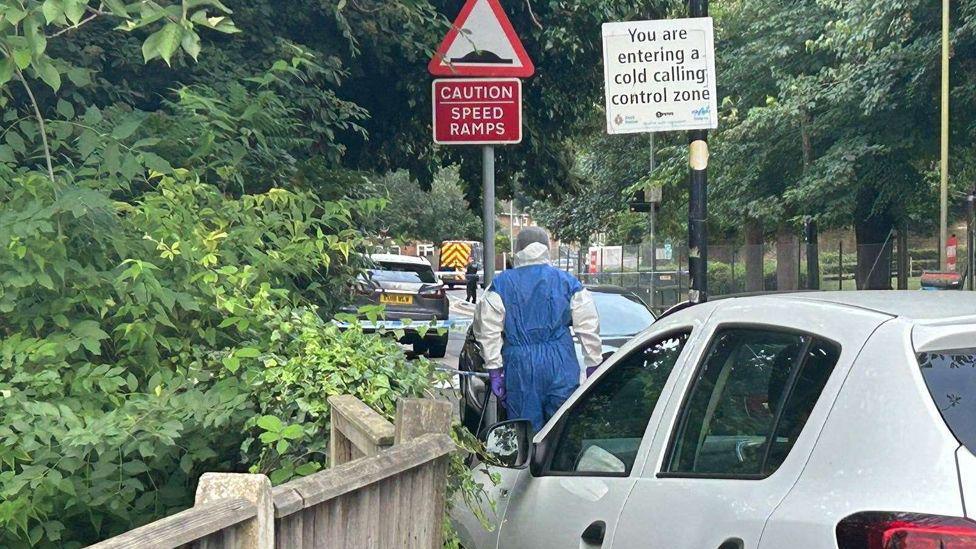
left=585, top=366, right=598, bottom=379
left=488, top=368, right=506, bottom=407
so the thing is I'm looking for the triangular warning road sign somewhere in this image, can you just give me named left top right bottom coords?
left=428, top=0, right=535, bottom=78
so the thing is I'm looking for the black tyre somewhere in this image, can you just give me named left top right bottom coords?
left=426, top=335, right=449, bottom=359
left=412, top=341, right=429, bottom=356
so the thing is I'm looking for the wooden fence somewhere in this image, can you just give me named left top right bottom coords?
left=87, top=396, right=454, bottom=549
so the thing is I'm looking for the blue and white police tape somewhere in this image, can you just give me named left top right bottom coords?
left=332, top=318, right=473, bottom=333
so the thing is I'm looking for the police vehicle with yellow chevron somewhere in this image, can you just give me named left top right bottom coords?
left=438, top=240, right=483, bottom=289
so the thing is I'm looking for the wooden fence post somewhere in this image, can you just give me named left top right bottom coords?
left=195, top=473, right=274, bottom=549
left=395, top=398, right=453, bottom=548
left=394, top=398, right=453, bottom=444
left=328, top=395, right=395, bottom=466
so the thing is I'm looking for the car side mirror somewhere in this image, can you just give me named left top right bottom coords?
left=481, top=419, right=532, bottom=469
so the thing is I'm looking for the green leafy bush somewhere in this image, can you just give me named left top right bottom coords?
left=0, top=171, right=436, bottom=546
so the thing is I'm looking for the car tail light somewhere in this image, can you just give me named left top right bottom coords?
left=419, top=287, right=445, bottom=298
left=837, top=512, right=976, bottom=548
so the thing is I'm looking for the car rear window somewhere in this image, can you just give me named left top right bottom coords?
left=918, top=348, right=976, bottom=452
left=591, top=292, right=655, bottom=337
left=369, top=262, right=437, bottom=284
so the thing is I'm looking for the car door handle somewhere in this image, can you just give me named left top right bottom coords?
left=581, top=520, right=606, bottom=545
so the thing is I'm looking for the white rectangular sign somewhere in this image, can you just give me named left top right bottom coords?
left=602, top=17, right=718, bottom=134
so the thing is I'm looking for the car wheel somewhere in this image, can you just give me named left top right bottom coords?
left=413, top=341, right=429, bottom=356
left=427, top=335, right=449, bottom=359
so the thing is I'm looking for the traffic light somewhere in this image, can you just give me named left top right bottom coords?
left=629, top=190, right=660, bottom=213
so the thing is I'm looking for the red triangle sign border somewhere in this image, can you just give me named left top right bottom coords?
left=428, top=0, right=535, bottom=78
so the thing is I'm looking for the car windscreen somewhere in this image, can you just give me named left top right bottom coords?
left=918, top=348, right=976, bottom=453
left=591, top=292, right=655, bottom=337
left=369, top=262, right=437, bottom=284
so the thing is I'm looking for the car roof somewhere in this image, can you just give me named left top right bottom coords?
left=734, top=291, right=976, bottom=321
left=585, top=284, right=634, bottom=295
left=369, top=254, right=432, bottom=267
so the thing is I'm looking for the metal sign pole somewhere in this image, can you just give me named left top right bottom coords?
left=483, top=145, right=496, bottom=288
left=940, top=0, right=950, bottom=271
left=649, top=133, right=657, bottom=309
left=688, top=0, right=709, bottom=303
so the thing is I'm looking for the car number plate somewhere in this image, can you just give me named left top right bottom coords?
left=380, top=294, right=414, bottom=305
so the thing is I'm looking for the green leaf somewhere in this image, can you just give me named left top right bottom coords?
left=66, top=67, right=91, bottom=87
left=82, top=105, right=102, bottom=124
left=56, top=99, right=75, bottom=119
left=275, top=439, right=289, bottom=454
left=280, top=424, right=303, bottom=440
left=121, top=461, right=148, bottom=475
left=295, top=462, right=320, bottom=476
left=6, top=131, right=25, bottom=155
left=142, top=23, right=183, bottom=65
left=0, top=58, right=13, bottom=87
left=256, top=415, right=283, bottom=432
left=141, top=152, right=172, bottom=173
left=185, top=0, right=233, bottom=12
left=181, top=28, right=201, bottom=61
left=71, top=320, right=109, bottom=342
left=33, top=60, right=61, bottom=92
left=103, top=143, right=121, bottom=174
left=235, top=347, right=260, bottom=358
left=222, top=355, right=240, bottom=373
left=35, top=271, right=55, bottom=290
left=102, top=0, right=129, bottom=17
left=179, top=454, right=193, bottom=474
left=4, top=6, right=28, bottom=25
left=112, top=116, right=143, bottom=140
left=13, top=49, right=32, bottom=70
left=42, top=0, right=65, bottom=23
left=0, top=145, right=15, bottom=163
left=77, top=129, right=98, bottom=159
left=63, top=0, right=85, bottom=25
left=24, top=17, right=47, bottom=56
left=269, top=467, right=292, bottom=485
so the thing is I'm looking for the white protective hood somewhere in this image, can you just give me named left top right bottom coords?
left=514, top=242, right=551, bottom=267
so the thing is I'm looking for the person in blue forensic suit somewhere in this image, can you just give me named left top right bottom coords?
left=473, top=227, right=602, bottom=431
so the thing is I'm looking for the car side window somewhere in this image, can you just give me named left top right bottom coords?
left=665, top=328, right=840, bottom=478
left=547, top=331, right=691, bottom=476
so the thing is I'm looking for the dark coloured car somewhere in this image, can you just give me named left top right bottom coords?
left=342, top=254, right=451, bottom=358
left=458, top=285, right=655, bottom=435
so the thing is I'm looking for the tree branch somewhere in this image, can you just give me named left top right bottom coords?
left=525, top=0, right=543, bottom=30
left=17, top=73, right=55, bottom=182
left=47, top=12, right=101, bottom=38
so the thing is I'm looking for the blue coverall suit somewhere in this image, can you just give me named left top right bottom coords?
left=491, top=264, right=583, bottom=430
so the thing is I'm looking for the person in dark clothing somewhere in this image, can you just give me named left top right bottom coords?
left=465, top=260, right=480, bottom=303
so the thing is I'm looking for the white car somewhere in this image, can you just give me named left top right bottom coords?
left=452, top=291, right=976, bottom=549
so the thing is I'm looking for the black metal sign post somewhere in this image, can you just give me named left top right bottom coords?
left=687, top=0, right=709, bottom=303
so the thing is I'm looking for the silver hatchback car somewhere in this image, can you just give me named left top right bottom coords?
left=453, top=291, right=976, bottom=549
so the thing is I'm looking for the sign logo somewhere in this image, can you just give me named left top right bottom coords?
left=691, top=105, right=711, bottom=120
left=428, top=0, right=535, bottom=78
left=614, top=114, right=624, bottom=126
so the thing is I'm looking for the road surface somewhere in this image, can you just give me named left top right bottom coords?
left=426, top=287, right=479, bottom=398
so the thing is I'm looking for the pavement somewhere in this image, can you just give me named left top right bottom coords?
left=428, top=288, right=479, bottom=394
